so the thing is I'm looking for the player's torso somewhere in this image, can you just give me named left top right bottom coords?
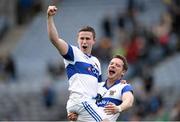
left=64, top=46, right=101, bottom=99
left=96, top=82, right=125, bottom=107
left=96, top=82, right=125, bottom=121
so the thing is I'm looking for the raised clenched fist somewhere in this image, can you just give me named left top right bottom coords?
left=47, top=6, right=58, bottom=17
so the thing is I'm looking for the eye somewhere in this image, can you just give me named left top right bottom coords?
left=86, top=37, right=90, bottom=40
left=80, top=37, right=83, bottom=40
left=116, top=64, right=122, bottom=68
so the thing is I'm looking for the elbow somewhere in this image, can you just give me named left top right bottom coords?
left=129, top=98, right=134, bottom=108
left=49, top=36, right=55, bottom=42
left=48, top=33, right=59, bottom=43
left=126, top=98, right=134, bottom=109
left=47, top=30, right=59, bottom=43
left=126, top=102, right=133, bottom=109
left=129, top=102, right=133, bottom=108
left=49, top=36, right=55, bottom=44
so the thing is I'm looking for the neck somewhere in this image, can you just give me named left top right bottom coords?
left=85, top=53, right=91, bottom=56
left=82, top=48, right=91, bottom=55
left=106, top=79, right=115, bottom=88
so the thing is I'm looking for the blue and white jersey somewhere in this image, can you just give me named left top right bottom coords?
left=62, top=45, right=102, bottom=99
left=96, top=80, right=133, bottom=121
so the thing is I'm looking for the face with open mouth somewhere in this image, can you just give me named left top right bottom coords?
left=107, top=58, right=125, bottom=81
left=78, top=31, right=95, bottom=55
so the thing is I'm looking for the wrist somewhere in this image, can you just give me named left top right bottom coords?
left=47, top=14, right=52, bottom=18
left=117, top=106, right=122, bottom=113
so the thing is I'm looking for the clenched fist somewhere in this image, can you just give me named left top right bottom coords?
left=47, top=6, right=58, bottom=17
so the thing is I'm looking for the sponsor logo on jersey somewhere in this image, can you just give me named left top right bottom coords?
left=109, top=90, right=116, bottom=96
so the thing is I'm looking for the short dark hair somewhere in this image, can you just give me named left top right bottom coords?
left=113, top=55, right=128, bottom=71
left=78, top=26, right=96, bottom=39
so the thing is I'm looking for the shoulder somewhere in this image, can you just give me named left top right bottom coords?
left=62, top=45, right=81, bottom=62
left=123, top=83, right=132, bottom=87
left=121, top=83, right=133, bottom=89
left=70, top=45, right=79, bottom=51
left=91, top=55, right=100, bottom=65
left=91, top=56, right=99, bottom=61
left=121, top=83, right=133, bottom=93
left=70, top=45, right=84, bottom=55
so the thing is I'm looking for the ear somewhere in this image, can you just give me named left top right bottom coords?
left=121, top=72, right=125, bottom=77
left=92, top=39, right=96, bottom=44
left=121, top=70, right=126, bottom=77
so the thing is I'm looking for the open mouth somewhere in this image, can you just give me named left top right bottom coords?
left=82, top=46, right=88, bottom=49
left=109, top=69, right=115, bottom=75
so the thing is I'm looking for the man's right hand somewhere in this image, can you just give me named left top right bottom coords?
left=121, top=80, right=127, bottom=84
left=67, top=112, right=78, bottom=121
left=47, top=6, right=57, bottom=17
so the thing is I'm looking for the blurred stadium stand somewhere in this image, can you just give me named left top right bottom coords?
left=0, top=0, right=180, bottom=121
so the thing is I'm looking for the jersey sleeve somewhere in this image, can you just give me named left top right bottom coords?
left=121, top=84, right=133, bottom=95
left=62, top=44, right=74, bottom=61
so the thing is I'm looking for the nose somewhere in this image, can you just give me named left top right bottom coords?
left=82, top=39, right=87, bottom=44
left=110, top=64, right=115, bottom=68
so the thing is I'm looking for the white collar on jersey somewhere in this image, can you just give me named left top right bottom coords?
left=84, top=53, right=92, bottom=58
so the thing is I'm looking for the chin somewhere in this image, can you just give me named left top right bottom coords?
left=108, top=75, right=113, bottom=79
left=81, top=49, right=86, bottom=53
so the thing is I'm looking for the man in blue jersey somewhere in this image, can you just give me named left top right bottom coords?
left=68, top=55, right=134, bottom=121
left=47, top=6, right=108, bottom=121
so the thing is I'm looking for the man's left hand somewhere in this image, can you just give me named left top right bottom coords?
left=104, top=103, right=119, bottom=115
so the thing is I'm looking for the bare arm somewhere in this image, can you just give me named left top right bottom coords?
left=47, top=5, right=68, bottom=55
left=118, top=91, right=134, bottom=112
left=104, top=91, right=134, bottom=115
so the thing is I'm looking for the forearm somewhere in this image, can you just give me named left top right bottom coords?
left=47, top=16, right=60, bottom=44
left=104, top=93, right=134, bottom=115
left=118, top=97, right=133, bottom=112
left=47, top=15, right=68, bottom=55
left=117, top=91, right=134, bottom=112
